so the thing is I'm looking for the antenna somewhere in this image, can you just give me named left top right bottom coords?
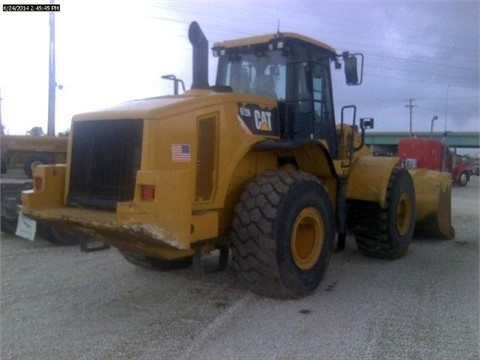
left=277, top=19, right=280, bottom=35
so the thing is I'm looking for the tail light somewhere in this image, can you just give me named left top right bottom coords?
left=141, top=185, right=155, bottom=201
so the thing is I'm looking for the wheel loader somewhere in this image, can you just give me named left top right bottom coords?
left=20, top=22, right=453, bottom=299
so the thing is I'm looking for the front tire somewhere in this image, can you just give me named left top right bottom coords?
left=231, top=170, right=334, bottom=299
left=351, top=167, right=416, bottom=259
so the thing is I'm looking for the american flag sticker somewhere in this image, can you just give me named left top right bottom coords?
left=171, top=144, right=191, bottom=162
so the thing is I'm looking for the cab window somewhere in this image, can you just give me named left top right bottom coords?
left=218, top=51, right=286, bottom=100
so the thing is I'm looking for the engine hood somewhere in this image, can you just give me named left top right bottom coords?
left=71, top=89, right=276, bottom=122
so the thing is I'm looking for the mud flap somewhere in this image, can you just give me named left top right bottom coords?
left=192, top=240, right=229, bottom=274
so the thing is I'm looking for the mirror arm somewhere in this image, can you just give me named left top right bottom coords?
left=162, top=74, right=186, bottom=95
left=354, top=118, right=374, bottom=151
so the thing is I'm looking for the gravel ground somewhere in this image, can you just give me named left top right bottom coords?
left=1, top=175, right=479, bottom=360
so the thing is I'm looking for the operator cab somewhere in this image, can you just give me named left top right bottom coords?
left=213, top=32, right=361, bottom=157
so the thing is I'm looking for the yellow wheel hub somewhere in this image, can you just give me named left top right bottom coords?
left=396, top=192, right=412, bottom=236
left=291, top=207, right=324, bottom=270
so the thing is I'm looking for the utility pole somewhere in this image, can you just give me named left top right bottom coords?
left=47, top=0, right=56, bottom=136
left=442, top=85, right=450, bottom=172
left=405, top=98, right=417, bottom=137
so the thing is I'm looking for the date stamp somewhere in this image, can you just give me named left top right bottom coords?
left=3, top=3, right=60, bottom=11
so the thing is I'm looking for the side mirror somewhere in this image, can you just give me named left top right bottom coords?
left=360, top=117, right=374, bottom=130
left=342, top=52, right=363, bottom=86
left=354, top=117, right=374, bottom=151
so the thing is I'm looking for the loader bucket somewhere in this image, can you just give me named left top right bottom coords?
left=408, top=169, right=455, bottom=239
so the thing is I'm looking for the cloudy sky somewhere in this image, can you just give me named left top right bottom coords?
left=1, top=0, right=478, bottom=138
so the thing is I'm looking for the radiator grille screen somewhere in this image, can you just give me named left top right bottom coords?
left=68, top=119, right=143, bottom=210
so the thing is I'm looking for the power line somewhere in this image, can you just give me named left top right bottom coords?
left=146, top=2, right=479, bottom=54
left=367, top=53, right=478, bottom=73
left=364, top=71, right=477, bottom=89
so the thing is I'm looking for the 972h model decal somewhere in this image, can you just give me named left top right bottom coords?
left=237, top=103, right=279, bottom=136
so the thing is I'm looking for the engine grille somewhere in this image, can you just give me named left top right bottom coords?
left=68, top=119, right=143, bottom=210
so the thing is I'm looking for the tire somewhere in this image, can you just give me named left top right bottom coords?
left=23, top=154, right=51, bottom=178
left=1, top=158, right=7, bottom=174
left=351, top=167, right=416, bottom=259
left=456, top=172, right=469, bottom=187
left=0, top=200, right=16, bottom=234
left=1, top=189, right=24, bottom=234
left=230, top=170, right=334, bottom=299
left=121, top=251, right=193, bottom=271
left=414, top=212, right=455, bottom=240
left=1, top=217, right=17, bottom=234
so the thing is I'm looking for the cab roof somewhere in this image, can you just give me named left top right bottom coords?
left=212, top=32, right=336, bottom=55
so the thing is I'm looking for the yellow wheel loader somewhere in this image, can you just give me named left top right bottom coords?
left=20, top=22, right=453, bottom=299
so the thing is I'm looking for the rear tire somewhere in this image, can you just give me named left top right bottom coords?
left=351, top=167, right=416, bottom=259
left=231, top=170, right=334, bottom=299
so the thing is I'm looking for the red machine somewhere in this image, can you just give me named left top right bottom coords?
left=398, top=138, right=471, bottom=186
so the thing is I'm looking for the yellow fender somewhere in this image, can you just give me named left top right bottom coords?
left=345, top=156, right=398, bottom=207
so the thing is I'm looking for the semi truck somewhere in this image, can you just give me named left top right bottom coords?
left=398, top=137, right=473, bottom=187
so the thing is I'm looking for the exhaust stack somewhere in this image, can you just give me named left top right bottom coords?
left=188, top=22, right=209, bottom=90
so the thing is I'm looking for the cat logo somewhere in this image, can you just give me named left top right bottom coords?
left=254, top=110, right=272, bottom=131
left=237, top=103, right=279, bottom=136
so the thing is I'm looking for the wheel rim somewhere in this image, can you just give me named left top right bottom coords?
left=396, top=192, right=413, bottom=236
left=290, top=207, right=324, bottom=270
left=460, top=173, right=467, bottom=185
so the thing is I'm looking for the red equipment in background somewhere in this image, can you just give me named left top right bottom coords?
left=398, top=138, right=472, bottom=187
